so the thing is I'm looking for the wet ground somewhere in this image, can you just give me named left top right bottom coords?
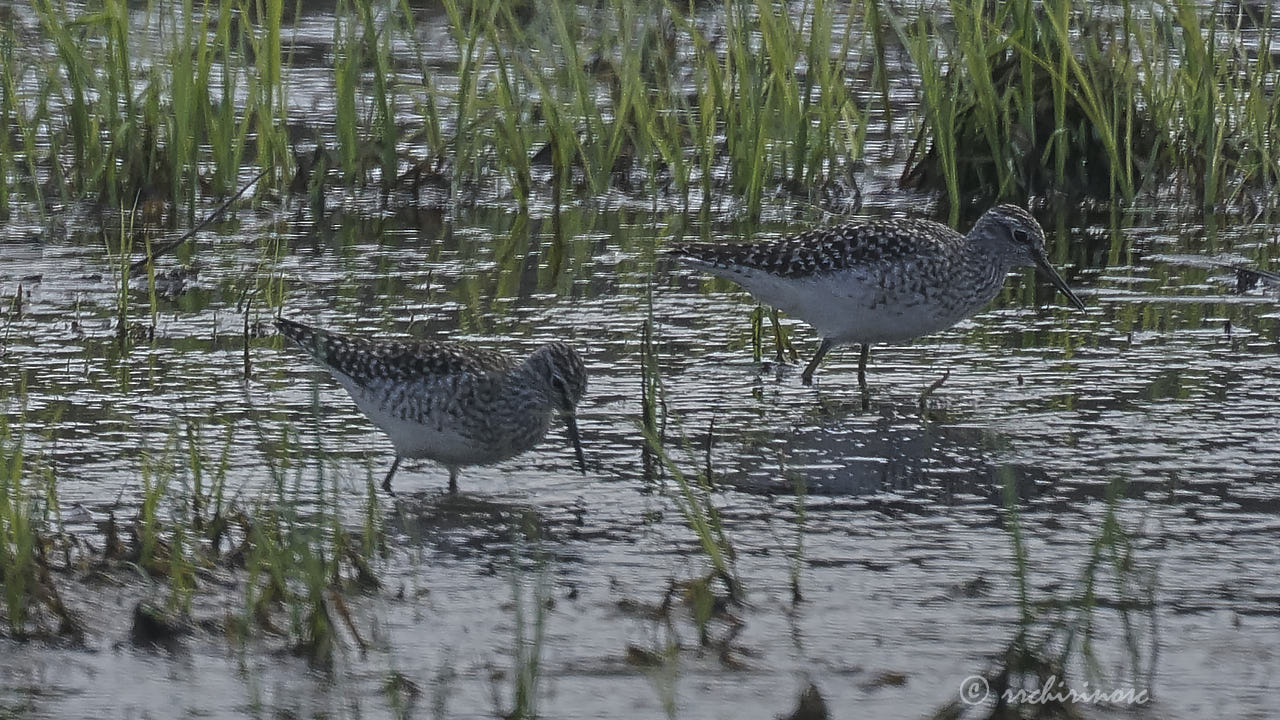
left=3, top=2, right=1280, bottom=719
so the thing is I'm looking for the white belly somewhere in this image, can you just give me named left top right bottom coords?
left=721, top=267, right=985, bottom=344
left=348, top=387, right=472, bottom=461
left=331, top=373, right=544, bottom=468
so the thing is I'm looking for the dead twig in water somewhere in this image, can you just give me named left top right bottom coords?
left=130, top=170, right=268, bottom=274
left=242, top=295, right=253, bottom=379
left=328, top=587, right=368, bottom=651
left=918, top=370, right=950, bottom=411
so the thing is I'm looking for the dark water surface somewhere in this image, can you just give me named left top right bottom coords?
left=2, top=2, right=1280, bottom=719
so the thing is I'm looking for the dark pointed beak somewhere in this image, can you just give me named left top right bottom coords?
left=1034, top=253, right=1086, bottom=310
left=565, top=413, right=586, bottom=474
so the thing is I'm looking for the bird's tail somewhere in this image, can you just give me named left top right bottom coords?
left=277, top=318, right=393, bottom=389
left=664, top=242, right=726, bottom=269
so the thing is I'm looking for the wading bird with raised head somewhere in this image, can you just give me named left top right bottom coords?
left=668, top=204, right=1086, bottom=387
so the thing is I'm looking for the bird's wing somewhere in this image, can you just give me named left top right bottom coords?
left=275, top=318, right=511, bottom=389
left=668, top=218, right=957, bottom=278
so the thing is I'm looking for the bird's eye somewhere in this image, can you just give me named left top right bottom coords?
left=1013, top=229, right=1030, bottom=244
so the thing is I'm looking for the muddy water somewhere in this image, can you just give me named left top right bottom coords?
left=3, top=5, right=1280, bottom=720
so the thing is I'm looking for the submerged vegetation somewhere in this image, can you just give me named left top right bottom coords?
left=0, top=374, right=1167, bottom=715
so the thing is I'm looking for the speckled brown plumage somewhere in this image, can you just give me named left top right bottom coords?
left=276, top=318, right=587, bottom=494
left=667, top=204, right=1085, bottom=388
left=277, top=318, right=516, bottom=384
left=669, top=217, right=964, bottom=279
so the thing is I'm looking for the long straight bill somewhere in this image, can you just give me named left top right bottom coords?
left=565, top=414, right=586, bottom=474
left=1034, top=253, right=1086, bottom=310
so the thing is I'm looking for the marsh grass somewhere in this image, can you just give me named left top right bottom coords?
left=0, top=381, right=382, bottom=667
left=9, top=0, right=273, bottom=217
left=639, top=317, right=665, bottom=482
left=2, top=0, right=874, bottom=223
left=183, top=420, right=232, bottom=542
left=0, top=31, right=13, bottom=221
left=440, top=0, right=492, bottom=200
left=110, top=210, right=134, bottom=342
left=138, top=442, right=175, bottom=575
left=250, top=0, right=290, bottom=191
left=902, top=0, right=1280, bottom=215
left=0, top=412, right=39, bottom=637
left=206, top=0, right=251, bottom=198
left=0, top=27, right=45, bottom=218
left=332, top=0, right=398, bottom=191
left=903, top=0, right=1142, bottom=212
left=0, top=390, right=80, bottom=640
left=1155, top=0, right=1280, bottom=211
left=234, top=499, right=378, bottom=666
left=486, top=5, right=535, bottom=211
left=641, top=248, right=744, bottom=649
left=5, top=0, right=1276, bottom=225
left=638, top=315, right=741, bottom=606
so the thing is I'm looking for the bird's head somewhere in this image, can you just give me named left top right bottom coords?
left=527, top=341, right=588, bottom=473
left=970, top=204, right=1085, bottom=310
left=528, top=341, right=587, bottom=414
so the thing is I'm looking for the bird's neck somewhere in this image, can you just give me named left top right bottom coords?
left=963, top=234, right=1019, bottom=269
left=959, top=239, right=1018, bottom=300
left=509, top=362, right=551, bottom=401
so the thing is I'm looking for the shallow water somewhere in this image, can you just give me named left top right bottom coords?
left=3, top=2, right=1280, bottom=719
left=4, top=189, right=1279, bottom=719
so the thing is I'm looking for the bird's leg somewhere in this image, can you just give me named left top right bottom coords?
left=448, top=467, right=459, bottom=495
left=382, top=456, right=402, bottom=496
left=769, top=308, right=795, bottom=364
left=857, top=343, right=871, bottom=391
left=801, top=338, right=835, bottom=386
